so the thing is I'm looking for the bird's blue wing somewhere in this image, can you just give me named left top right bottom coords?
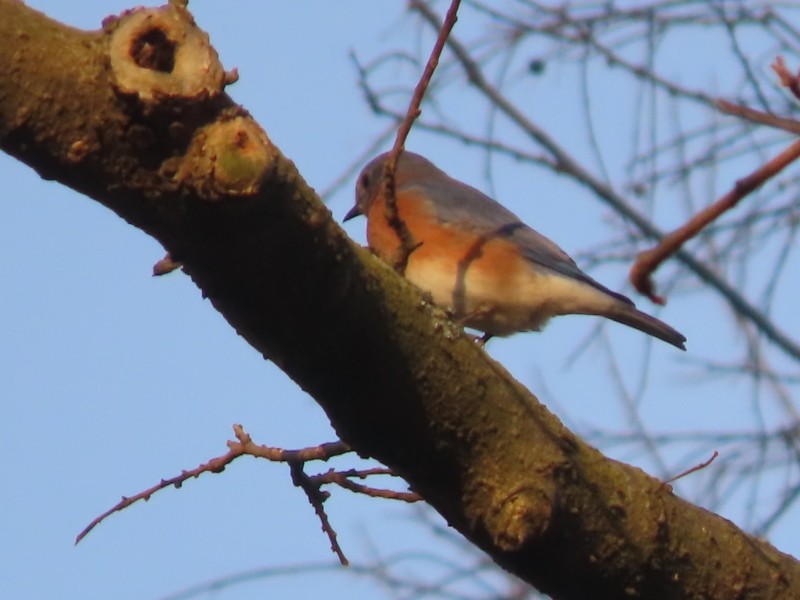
left=409, top=177, right=635, bottom=307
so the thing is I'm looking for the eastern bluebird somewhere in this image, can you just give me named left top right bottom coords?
left=344, top=151, right=686, bottom=350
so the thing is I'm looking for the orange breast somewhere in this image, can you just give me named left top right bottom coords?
left=366, top=190, right=551, bottom=334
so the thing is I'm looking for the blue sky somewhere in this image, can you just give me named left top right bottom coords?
left=2, top=2, right=799, bottom=599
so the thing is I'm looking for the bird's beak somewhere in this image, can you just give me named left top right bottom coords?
left=343, top=204, right=362, bottom=222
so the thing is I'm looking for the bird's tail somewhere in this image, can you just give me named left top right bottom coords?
left=604, top=304, right=687, bottom=350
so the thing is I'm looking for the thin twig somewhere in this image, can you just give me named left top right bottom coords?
left=772, top=55, right=800, bottom=101
left=75, top=425, right=351, bottom=544
left=310, top=468, right=422, bottom=503
left=382, top=0, right=462, bottom=273
left=630, top=138, right=800, bottom=304
left=716, top=99, right=800, bottom=136
left=664, top=451, right=719, bottom=484
left=289, top=461, right=349, bottom=565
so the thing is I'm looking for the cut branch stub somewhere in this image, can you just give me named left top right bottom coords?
left=175, top=115, right=277, bottom=199
left=107, top=3, right=227, bottom=104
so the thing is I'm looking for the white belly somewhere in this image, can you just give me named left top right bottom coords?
left=406, top=258, right=617, bottom=336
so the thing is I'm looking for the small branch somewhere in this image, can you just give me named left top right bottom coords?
left=716, top=99, right=800, bottom=136
left=74, top=425, right=415, bottom=566
left=289, top=461, right=349, bottom=566
left=389, top=0, right=461, bottom=157
left=664, top=451, right=719, bottom=484
left=310, top=468, right=423, bottom=503
left=772, top=55, right=800, bottom=101
left=382, top=0, right=462, bottom=273
left=75, top=425, right=351, bottom=544
left=630, top=137, right=800, bottom=304
left=632, top=59, right=800, bottom=304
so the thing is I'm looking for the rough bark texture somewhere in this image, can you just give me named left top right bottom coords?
left=1, top=2, right=798, bottom=598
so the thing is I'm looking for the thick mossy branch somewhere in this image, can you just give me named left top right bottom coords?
left=1, top=2, right=799, bottom=599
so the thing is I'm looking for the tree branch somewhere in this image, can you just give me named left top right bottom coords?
left=2, top=2, right=800, bottom=598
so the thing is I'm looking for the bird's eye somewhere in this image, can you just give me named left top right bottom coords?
left=360, top=173, right=370, bottom=188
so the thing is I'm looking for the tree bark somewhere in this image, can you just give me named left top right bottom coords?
left=1, top=1, right=798, bottom=598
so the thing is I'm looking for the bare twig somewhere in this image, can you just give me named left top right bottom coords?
left=310, top=468, right=422, bottom=503
left=289, top=461, right=349, bottom=565
left=716, top=99, right=800, bottom=136
left=75, top=424, right=419, bottom=565
left=76, top=425, right=350, bottom=544
left=772, top=55, right=800, bottom=101
left=664, top=451, right=720, bottom=484
left=630, top=138, right=800, bottom=304
left=381, top=0, right=462, bottom=273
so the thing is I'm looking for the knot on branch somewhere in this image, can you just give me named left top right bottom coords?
left=175, top=115, right=277, bottom=198
left=489, top=485, right=554, bottom=552
left=107, top=3, right=229, bottom=105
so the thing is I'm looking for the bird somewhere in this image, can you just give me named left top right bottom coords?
left=344, top=151, right=686, bottom=350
